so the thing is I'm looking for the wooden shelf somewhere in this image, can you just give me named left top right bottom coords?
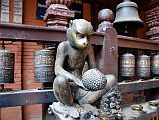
left=0, top=89, right=56, bottom=108
left=118, top=79, right=159, bottom=93
left=1, top=23, right=159, bottom=50
left=118, top=35, right=159, bottom=51
left=122, top=99, right=159, bottom=120
left=0, top=23, right=104, bottom=45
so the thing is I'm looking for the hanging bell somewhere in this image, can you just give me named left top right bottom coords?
left=137, top=55, right=150, bottom=78
left=34, top=47, right=56, bottom=83
left=0, top=49, right=15, bottom=83
left=151, top=52, right=159, bottom=75
left=120, top=53, right=135, bottom=77
left=113, top=0, right=144, bottom=29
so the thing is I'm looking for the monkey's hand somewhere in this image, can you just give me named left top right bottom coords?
left=73, top=78, right=88, bottom=91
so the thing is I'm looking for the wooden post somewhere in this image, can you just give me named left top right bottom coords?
left=102, top=28, right=118, bottom=77
left=96, top=9, right=118, bottom=77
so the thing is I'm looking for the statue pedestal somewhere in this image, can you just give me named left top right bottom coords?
left=48, top=102, right=103, bottom=120
left=49, top=102, right=78, bottom=120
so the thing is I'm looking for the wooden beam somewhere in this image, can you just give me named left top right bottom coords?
left=118, top=79, right=159, bottom=93
left=118, top=35, right=159, bottom=51
left=0, top=89, right=56, bottom=108
left=0, top=23, right=104, bottom=45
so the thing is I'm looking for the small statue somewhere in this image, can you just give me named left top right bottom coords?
left=50, top=19, right=118, bottom=120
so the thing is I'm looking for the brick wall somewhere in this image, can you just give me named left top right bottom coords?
left=22, top=1, right=45, bottom=119
left=22, top=42, right=43, bottom=120
left=0, top=42, right=23, bottom=120
left=0, top=0, right=45, bottom=120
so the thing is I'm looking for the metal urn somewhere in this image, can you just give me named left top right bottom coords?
left=34, top=48, right=56, bottom=83
left=151, top=52, right=159, bottom=75
left=120, top=53, right=135, bottom=77
left=0, top=49, right=15, bottom=83
left=137, top=55, right=150, bottom=78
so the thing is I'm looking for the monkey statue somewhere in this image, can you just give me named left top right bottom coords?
left=50, top=19, right=117, bottom=120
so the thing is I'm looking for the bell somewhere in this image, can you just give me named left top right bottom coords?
left=113, top=0, right=144, bottom=29
left=137, top=55, right=150, bottom=78
left=34, top=47, right=56, bottom=83
left=0, top=49, right=15, bottom=83
left=120, top=53, right=135, bottom=77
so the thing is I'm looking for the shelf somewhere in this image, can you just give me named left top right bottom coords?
left=0, top=89, right=56, bottom=108
left=118, top=35, right=159, bottom=51
left=0, top=22, right=104, bottom=45
left=118, top=79, right=159, bottom=93
left=1, top=79, right=159, bottom=108
left=1, top=23, right=159, bottom=50
left=122, top=99, right=159, bottom=120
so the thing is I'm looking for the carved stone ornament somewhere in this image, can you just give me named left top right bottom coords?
left=48, top=19, right=122, bottom=120
left=44, top=0, right=74, bottom=30
left=100, top=87, right=122, bottom=119
left=96, top=9, right=114, bottom=32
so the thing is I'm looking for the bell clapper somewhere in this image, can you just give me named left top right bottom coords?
left=124, top=26, right=128, bottom=34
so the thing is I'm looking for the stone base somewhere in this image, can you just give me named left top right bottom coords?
left=48, top=102, right=103, bottom=120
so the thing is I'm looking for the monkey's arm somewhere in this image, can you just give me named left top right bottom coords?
left=55, top=42, right=84, bottom=88
left=87, top=45, right=97, bottom=69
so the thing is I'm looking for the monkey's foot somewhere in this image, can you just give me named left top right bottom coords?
left=49, top=102, right=80, bottom=120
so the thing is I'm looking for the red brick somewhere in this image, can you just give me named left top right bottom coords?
left=122, top=93, right=134, bottom=104
left=1, top=107, right=22, bottom=120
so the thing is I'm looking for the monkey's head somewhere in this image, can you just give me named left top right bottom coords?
left=67, top=19, right=93, bottom=49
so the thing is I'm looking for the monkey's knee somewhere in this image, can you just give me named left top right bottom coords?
left=53, top=75, right=67, bottom=87
left=105, top=75, right=116, bottom=89
left=53, top=75, right=69, bottom=93
left=53, top=75, right=73, bottom=106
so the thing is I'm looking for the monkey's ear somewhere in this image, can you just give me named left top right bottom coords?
left=69, top=20, right=73, bottom=27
